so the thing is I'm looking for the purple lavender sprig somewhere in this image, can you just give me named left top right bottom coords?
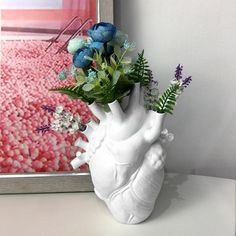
left=182, top=76, right=192, bottom=88
left=41, top=105, right=56, bottom=114
left=36, top=124, right=51, bottom=135
left=175, top=64, right=183, bottom=80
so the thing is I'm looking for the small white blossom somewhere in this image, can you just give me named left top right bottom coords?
left=52, top=119, right=61, bottom=125
left=68, top=128, right=76, bottom=134
left=63, top=121, right=71, bottom=128
left=76, top=151, right=82, bottom=157
left=72, top=122, right=79, bottom=130
left=51, top=122, right=61, bottom=131
left=63, top=112, right=73, bottom=122
left=53, top=113, right=61, bottom=119
left=50, top=105, right=84, bottom=134
left=55, top=106, right=64, bottom=114
left=75, top=115, right=81, bottom=122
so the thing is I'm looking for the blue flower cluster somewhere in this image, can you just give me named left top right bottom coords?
left=71, top=22, right=117, bottom=69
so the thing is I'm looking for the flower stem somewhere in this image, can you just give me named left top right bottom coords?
left=115, top=48, right=128, bottom=70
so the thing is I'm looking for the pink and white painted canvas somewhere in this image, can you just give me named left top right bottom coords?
left=0, top=0, right=97, bottom=173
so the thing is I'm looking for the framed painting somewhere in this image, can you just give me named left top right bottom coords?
left=0, top=0, right=114, bottom=193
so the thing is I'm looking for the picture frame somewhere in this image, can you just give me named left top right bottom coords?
left=0, top=0, right=114, bottom=194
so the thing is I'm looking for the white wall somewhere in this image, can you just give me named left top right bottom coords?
left=115, top=0, right=236, bottom=179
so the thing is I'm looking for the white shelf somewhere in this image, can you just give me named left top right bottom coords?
left=0, top=174, right=234, bottom=236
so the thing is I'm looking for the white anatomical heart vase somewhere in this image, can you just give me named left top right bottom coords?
left=71, top=83, right=173, bottom=224
left=26, top=20, right=191, bottom=224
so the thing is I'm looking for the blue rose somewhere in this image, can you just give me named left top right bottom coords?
left=89, top=41, right=104, bottom=51
left=73, top=48, right=94, bottom=68
left=87, top=22, right=117, bottom=43
left=103, top=43, right=114, bottom=56
left=89, top=41, right=113, bottom=56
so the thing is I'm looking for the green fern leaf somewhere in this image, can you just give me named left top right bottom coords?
left=50, top=85, right=94, bottom=104
left=129, top=50, right=152, bottom=86
left=154, top=84, right=179, bottom=114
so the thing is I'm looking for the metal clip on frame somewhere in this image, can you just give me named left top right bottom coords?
left=56, top=18, right=93, bottom=54
left=45, top=17, right=93, bottom=55
left=44, top=16, right=82, bottom=52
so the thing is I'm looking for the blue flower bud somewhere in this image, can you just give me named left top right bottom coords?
left=89, top=41, right=104, bottom=51
left=58, top=70, right=67, bottom=80
left=88, top=69, right=97, bottom=79
left=73, top=48, right=94, bottom=68
left=86, top=69, right=97, bottom=82
left=87, top=22, right=117, bottom=43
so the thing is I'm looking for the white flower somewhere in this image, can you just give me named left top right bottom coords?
left=55, top=106, right=64, bottom=114
left=53, top=113, right=61, bottom=119
left=76, top=151, right=82, bottom=157
left=63, top=112, right=73, bottom=122
left=50, top=107, right=83, bottom=134
left=67, top=38, right=86, bottom=55
left=68, top=128, right=76, bottom=134
left=72, top=122, right=79, bottom=130
left=52, top=119, right=61, bottom=125
left=51, top=122, right=60, bottom=131
left=62, top=121, right=71, bottom=128
left=75, top=115, right=81, bottom=122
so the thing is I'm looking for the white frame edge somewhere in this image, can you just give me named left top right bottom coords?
left=98, top=0, right=114, bottom=23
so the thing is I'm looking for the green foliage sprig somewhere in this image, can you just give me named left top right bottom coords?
left=51, top=22, right=192, bottom=114
left=52, top=38, right=144, bottom=105
left=154, top=83, right=180, bottom=114
left=129, top=50, right=152, bottom=86
left=50, top=85, right=94, bottom=104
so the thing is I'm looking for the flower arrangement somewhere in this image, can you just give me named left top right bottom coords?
left=51, top=22, right=192, bottom=114
left=49, top=22, right=193, bottom=224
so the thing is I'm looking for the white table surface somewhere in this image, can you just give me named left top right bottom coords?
left=0, top=174, right=235, bottom=236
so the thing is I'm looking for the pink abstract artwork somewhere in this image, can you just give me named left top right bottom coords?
left=0, top=40, right=92, bottom=173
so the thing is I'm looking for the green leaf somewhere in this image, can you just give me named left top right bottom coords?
left=82, top=84, right=94, bottom=91
left=128, top=50, right=152, bottom=86
left=50, top=87, right=79, bottom=99
left=94, top=51, right=102, bottom=65
left=154, top=84, right=180, bottom=114
left=110, top=55, right=117, bottom=68
left=76, top=75, right=86, bottom=85
left=97, top=71, right=106, bottom=80
left=50, top=85, right=93, bottom=103
left=107, top=66, right=114, bottom=76
left=112, top=70, right=121, bottom=85
left=121, top=57, right=132, bottom=65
